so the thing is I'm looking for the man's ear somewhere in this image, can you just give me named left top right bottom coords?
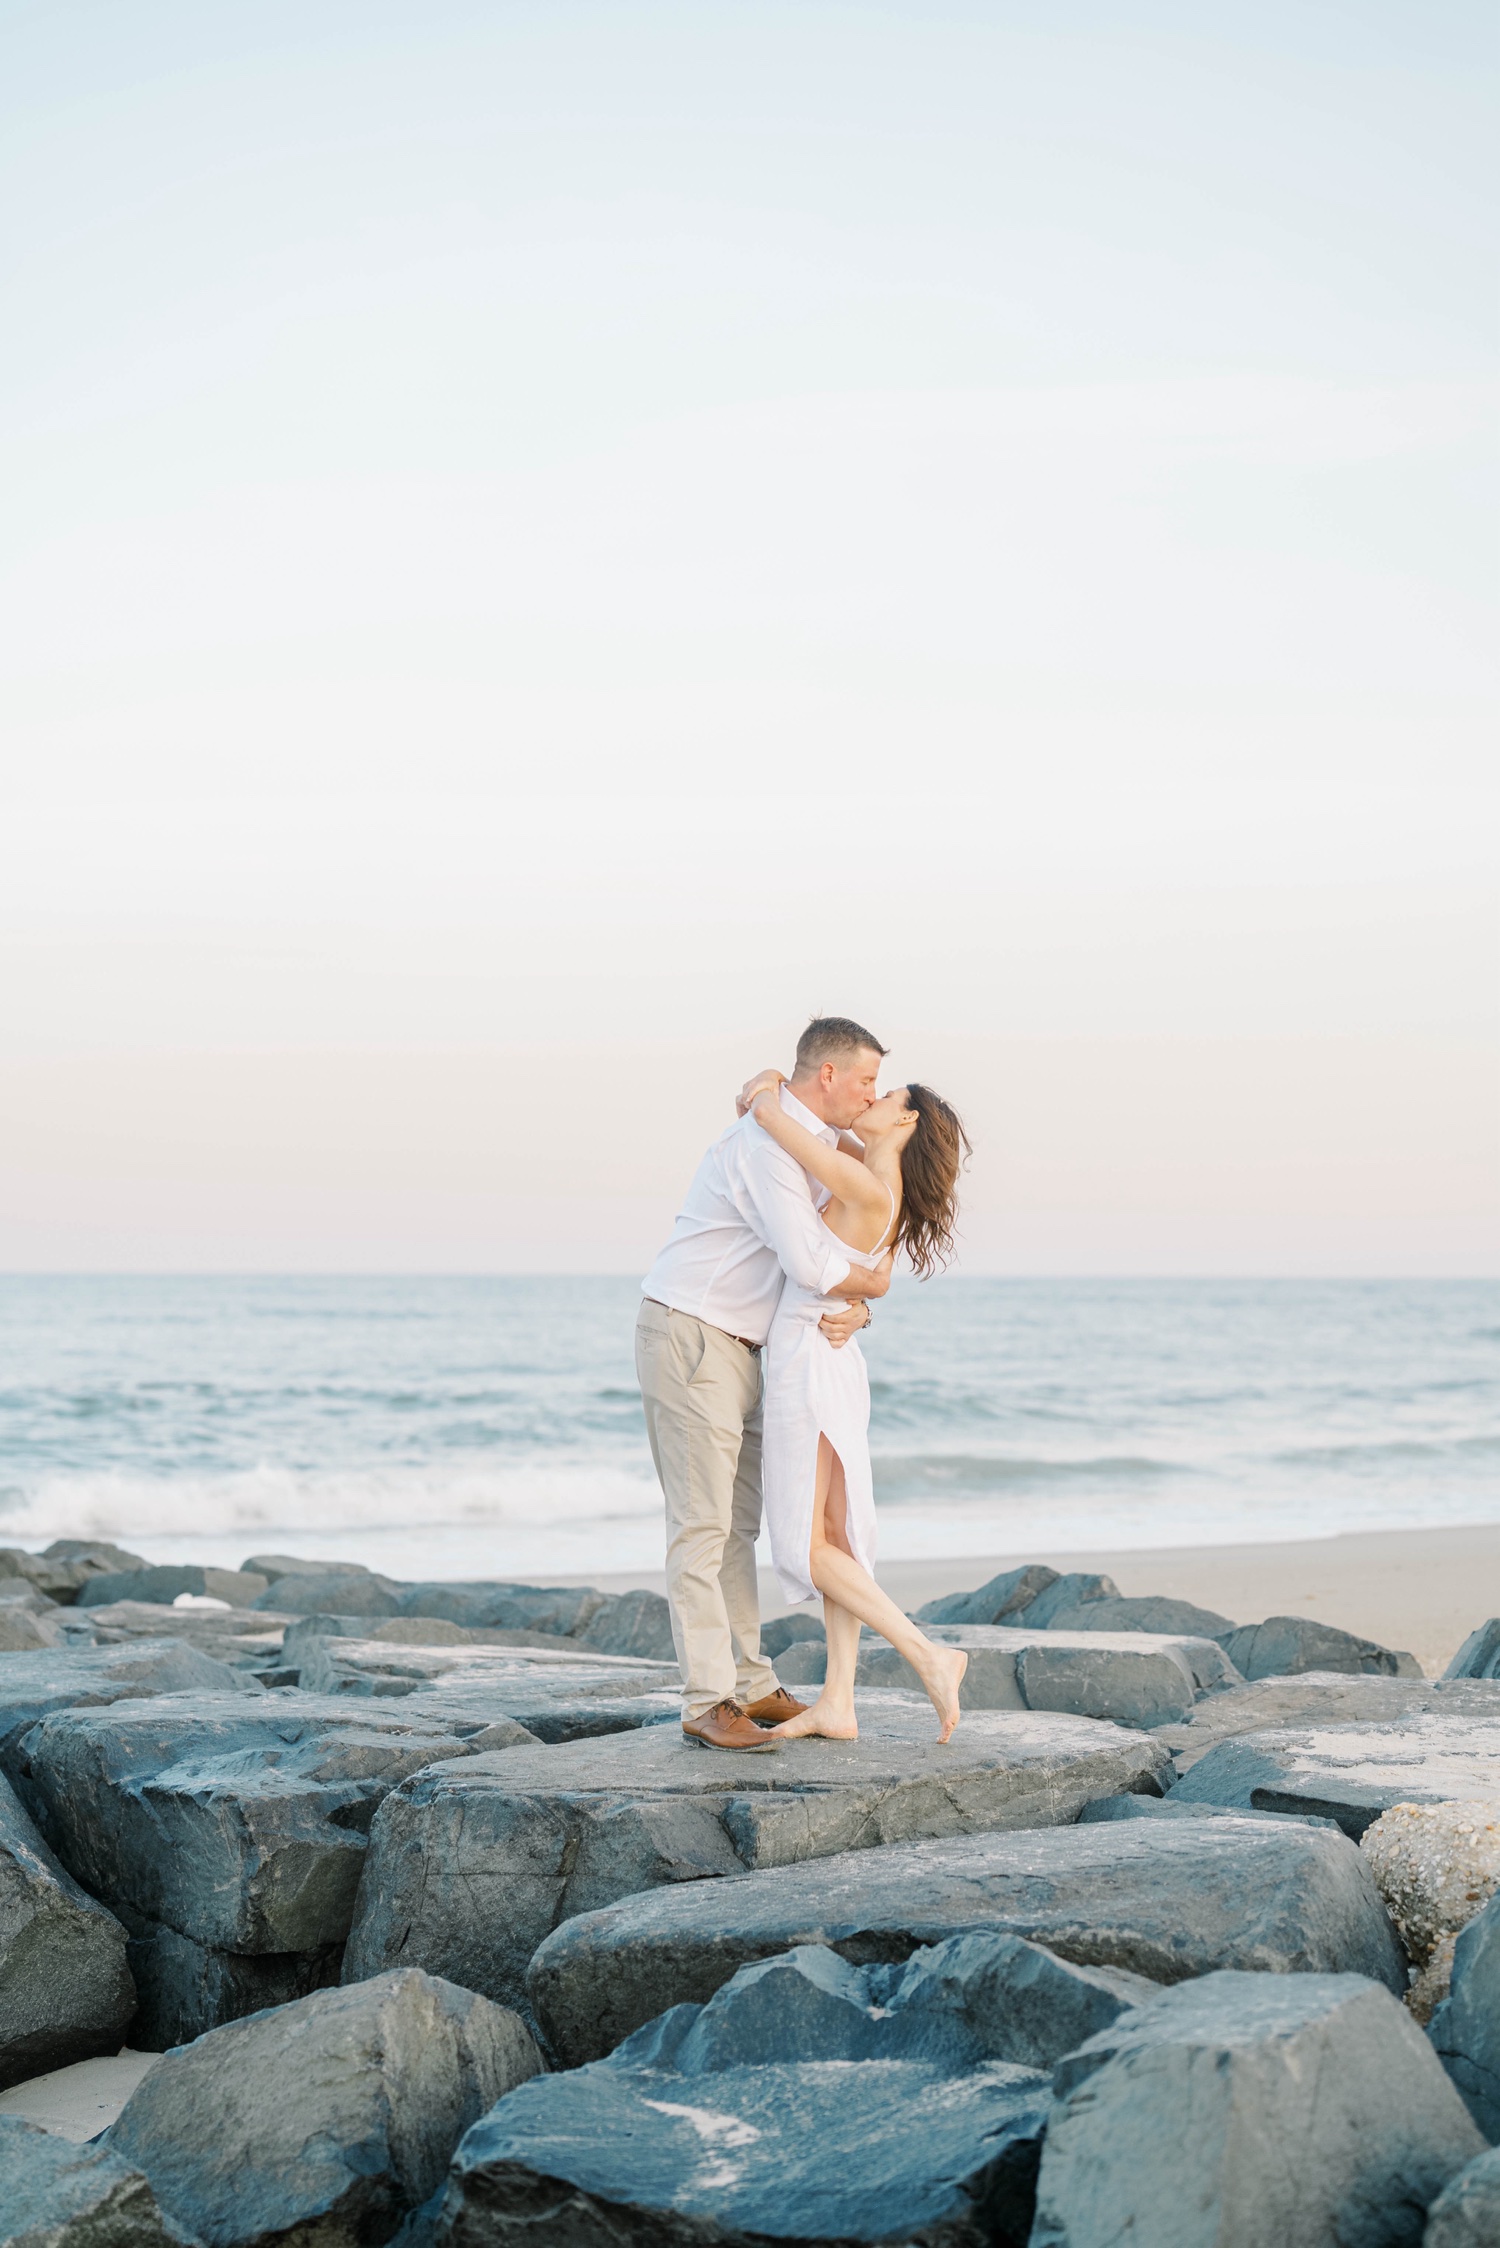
left=819, top=1060, right=837, bottom=1089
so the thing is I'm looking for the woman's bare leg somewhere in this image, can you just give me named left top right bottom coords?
left=776, top=1439, right=967, bottom=1742
left=810, top=1541, right=968, bottom=1743
left=773, top=1441, right=861, bottom=1738
left=819, top=1599, right=862, bottom=1720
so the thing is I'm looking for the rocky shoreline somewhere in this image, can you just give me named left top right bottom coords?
left=1, top=1540, right=1496, bottom=2245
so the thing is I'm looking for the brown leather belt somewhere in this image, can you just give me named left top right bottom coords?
left=645, top=1299, right=762, bottom=1354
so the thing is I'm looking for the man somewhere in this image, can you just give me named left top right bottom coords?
left=637, top=1016, right=893, bottom=1750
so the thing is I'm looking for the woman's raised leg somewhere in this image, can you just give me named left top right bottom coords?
left=811, top=1538, right=967, bottom=1742
left=776, top=1438, right=967, bottom=1742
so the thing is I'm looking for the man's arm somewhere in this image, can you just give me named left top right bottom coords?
left=825, top=1254, right=892, bottom=1302
left=819, top=1259, right=892, bottom=1349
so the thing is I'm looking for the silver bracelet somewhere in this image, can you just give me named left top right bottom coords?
left=863, top=1304, right=873, bottom=1329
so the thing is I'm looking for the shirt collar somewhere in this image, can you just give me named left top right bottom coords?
left=780, top=1083, right=839, bottom=1145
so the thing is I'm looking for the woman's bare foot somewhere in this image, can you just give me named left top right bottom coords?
left=914, top=1644, right=967, bottom=1742
left=772, top=1697, right=859, bottom=1740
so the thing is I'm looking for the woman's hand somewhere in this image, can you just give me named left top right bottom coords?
left=736, top=1067, right=786, bottom=1118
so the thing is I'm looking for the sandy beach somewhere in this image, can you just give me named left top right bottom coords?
left=576, top=1519, right=1500, bottom=1681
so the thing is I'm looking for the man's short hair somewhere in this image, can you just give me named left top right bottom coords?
left=795, top=1016, right=889, bottom=1072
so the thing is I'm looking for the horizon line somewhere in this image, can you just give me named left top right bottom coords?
left=0, top=1270, right=1495, bottom=1286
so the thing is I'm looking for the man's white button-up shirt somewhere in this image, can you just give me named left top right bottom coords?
left=641, top=1085, right=853, bottom=1345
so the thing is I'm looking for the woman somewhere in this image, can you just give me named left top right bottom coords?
left=741, top=1069, right=972, bottom=1742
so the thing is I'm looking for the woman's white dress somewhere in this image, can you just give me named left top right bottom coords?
left=761, top=1190, right=894, bottom=1605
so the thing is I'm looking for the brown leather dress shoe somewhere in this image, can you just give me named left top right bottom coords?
left=681, top=1699, right=780, bottom=1751
left=741, top=1687, right=809, bottom=1727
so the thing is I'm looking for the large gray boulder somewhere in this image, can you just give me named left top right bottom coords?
left=0, top=1640, right=259, bottom=1771
left=1424, top=2148, right=1500, bottom=2248
left=397, top=1582, right=610, bottom=1637
left=1030, top=1970, right=1485, bottom=2248
left=78, top=1564, right=269, bottom=1609
left=907, top=1569, right=1135, bottom=1633
left=863, top=1930, right=1156, bottom=2072
left=296, top=1634, right=671, bottom=1694
left=40, top=1540, right=148, bottom=1567
left=295, top=1637, right=680, bottom=1741
left=0, top=1543, right=145, bottom=1605
left=1430, top=1890, right=1500, bottom=2141
left=782, top=1622, right=1236, bottom=1725
left=1446, top=1621, right=1500, bottom=1681
left=117, top=1909, right=344, bottom=2051
left=1042, top=1591, right=1237, bottom=1639
left=1012, top=1636, right=1202, bottom=1725
left=759, top=1611, right=827, bottom=1660
left=276, top=1615, right=600, bottom=1673
left=0, top=1585, right=61, bottom=1615
left=527, top=1813, right=1406, bottom=2065
left=15, top=1690, right=501, bottom=1957
left=242, top=1552, right=372, bottom=1580
left=1169, top=1711, right=1500, bottom=1838
left=913, top=1562, right=1061, bottom=1626
left=344, top=1706, right=1170, bottom=2015
left=108, top=1969, right=542, bottom=2248
left=430, top=2046, right=1049, bottom=2247
left=251, top=1567, right=405, bottom=1616
left=1009, top=1572, right=1120, bottom=1628
left=281, top=1613, right=439, bottom=1662
left=1220, top=1613, right=1421, bottom=1680
left=0, top=1769, right=135, bottom=2088
left=71, top=1600, right=291, bottom=1673
left=12, top=1688, right=530, bottom=2040
left=0, top=1606, right=65, bottom=1652
left=1153, top=1674, right=1500, bottom=1775
left=0, top=2116, right=176, bottom=2248
left=613, top=1931, right=1154, bottom=2077
left=575, top=1587, right=676, bottom=1662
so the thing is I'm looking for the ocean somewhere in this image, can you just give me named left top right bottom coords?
left=0, top=1276, right=1494, bottom=1585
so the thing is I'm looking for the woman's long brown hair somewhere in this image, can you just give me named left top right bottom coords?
left=894, top=1083, right=971, bottom=1278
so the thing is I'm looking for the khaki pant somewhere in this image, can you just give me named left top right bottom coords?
left=635, top=1297, right=779, bottom=1719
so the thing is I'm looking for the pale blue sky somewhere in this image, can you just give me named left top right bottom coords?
left=1, top=3, right=1495, bottom=1270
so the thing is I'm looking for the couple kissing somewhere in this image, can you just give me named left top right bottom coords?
left=636, top=1015, right=970, bottom=1752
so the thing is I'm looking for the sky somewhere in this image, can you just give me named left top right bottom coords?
left=1, top=0, right=1495, bottom=1274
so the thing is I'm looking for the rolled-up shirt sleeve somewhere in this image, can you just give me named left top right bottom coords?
left=729, top=1133, right=852, bottom=1297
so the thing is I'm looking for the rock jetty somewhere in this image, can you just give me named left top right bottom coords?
left=0, top=1540, right=1495, bottom=2248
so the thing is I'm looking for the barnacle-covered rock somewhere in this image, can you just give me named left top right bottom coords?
left=1360, top=1797, right=1500, bottom=2021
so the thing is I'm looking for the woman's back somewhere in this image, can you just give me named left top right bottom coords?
left=818, top=1180, right=898, bottom=1268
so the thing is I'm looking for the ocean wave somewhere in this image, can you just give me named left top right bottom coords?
left=1268, top=1434, right=1500, bottom=1469
left=871, top=1451, right=1191, bottom=1499
left=0, top=1460, right=664, bottom=1547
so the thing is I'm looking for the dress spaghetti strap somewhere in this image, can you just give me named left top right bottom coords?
left=872, top=1180, right=898, bottom=1253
